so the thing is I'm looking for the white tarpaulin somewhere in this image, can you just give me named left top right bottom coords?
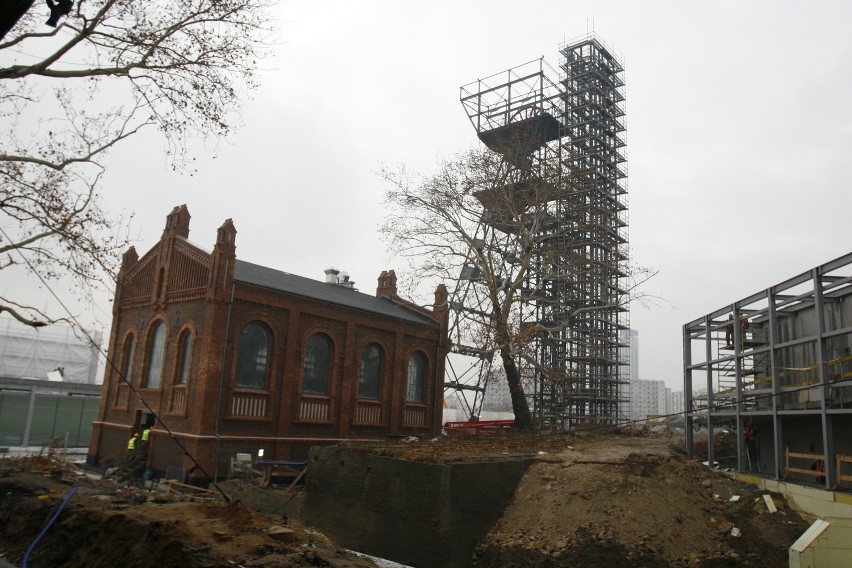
left=0, top=317, right=102, bottom=383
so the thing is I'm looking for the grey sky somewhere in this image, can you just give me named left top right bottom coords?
left=7, top=1, right=852, bottom=390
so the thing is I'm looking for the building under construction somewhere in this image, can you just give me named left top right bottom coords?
left=684, top=251, right=852, bottom=489
left=449, top=34, right=629, bottom=427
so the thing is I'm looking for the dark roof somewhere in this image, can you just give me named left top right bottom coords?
left=233, top=260, right=439, bottom=328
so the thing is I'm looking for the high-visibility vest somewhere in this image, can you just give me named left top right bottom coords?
left=127, top=436, right=138, bottom=450
left=141, top=428, right=151, bottom=442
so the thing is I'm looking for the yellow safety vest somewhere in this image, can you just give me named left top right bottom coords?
left=141, top=428, right=151, bottom=442
left=127, top=436, right=138, bottom=450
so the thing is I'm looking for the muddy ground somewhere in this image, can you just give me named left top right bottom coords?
left=0, top=457, right=376, bottom=568
left=0, top=430, right=813, bottom=567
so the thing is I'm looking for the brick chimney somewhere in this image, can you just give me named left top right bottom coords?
left=376, top=270, right=398, bottom=298
left=163, top=204, right=191, bottom=239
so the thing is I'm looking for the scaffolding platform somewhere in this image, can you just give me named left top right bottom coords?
left=477, top=113, right=562, bottom=159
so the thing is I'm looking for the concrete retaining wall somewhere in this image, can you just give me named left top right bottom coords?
left=789, top=518, right=852, bottom=568
left=302, top=446, right=531, bottom=568
left=733, top=473, right=852, bottom=567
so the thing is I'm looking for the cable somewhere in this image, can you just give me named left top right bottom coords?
left=0, top=225, right=230, bottom=501
left=22, top=486, right=78, bottom=568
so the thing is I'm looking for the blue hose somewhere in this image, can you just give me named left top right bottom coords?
left=22, top=486, right=78, bottom=568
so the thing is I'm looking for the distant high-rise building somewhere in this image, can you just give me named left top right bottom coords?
left=629, top=378, right=666, bottom=421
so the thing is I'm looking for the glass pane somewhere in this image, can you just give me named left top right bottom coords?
left=235, top=323, right=270, bottom=388
left=0, top=392, right=28, bottom=446
left=122, top=335, right=135, bottom=381
left=406, top=353, right=425, bottom=403
left=29, top=395, right=59, bottom=445
left=145, top=323, right=166, bottom=388
left=358, top=344, right=382, bottom=400
left=53, top=397, right=84, bottom=446
left=78, top=398, right=99, bottom=446
left=303, top=335, right=331, bottom=394
left=177, top=331, right=192, bottom=384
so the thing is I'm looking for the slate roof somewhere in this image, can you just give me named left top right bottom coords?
left=233, top=260, right=439, bottom=328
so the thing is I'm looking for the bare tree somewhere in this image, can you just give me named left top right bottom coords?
left=0, top=0, right=275, bottom=326
left=379, top=148, right=655, bottom=430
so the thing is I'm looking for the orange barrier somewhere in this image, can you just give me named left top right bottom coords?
left=784, top=448, right=825, bottom=483
left=444, top=419, right=514, bottom=437
left=834, top=454, right=852, bottom=490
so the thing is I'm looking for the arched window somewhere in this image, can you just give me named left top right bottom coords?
left=144, top=322, right=166, bottom=389
left=176, top=330, right=193, bottom=385
left=358, top=343, right=382, bottom=400
left=406, top=352, right=426, bottom=403
left=235, top=323, right=270, bottom=389
left=121, top=334, right=135, bottom=380
left=303, top=334, right=332, bottom=395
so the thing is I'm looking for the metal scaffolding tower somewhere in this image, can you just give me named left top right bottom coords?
left=448, top=35, right=629, bottom=428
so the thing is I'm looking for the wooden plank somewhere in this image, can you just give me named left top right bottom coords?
left=166, top=479, right=219, bottom=495
left=284, top=467, right=307, bottom=493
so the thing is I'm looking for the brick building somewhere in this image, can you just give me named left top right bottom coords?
left=88, top=205, right=449, bottom=480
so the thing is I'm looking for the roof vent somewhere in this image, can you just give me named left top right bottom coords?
left=324, top=267, right=356, bottom=289
left=324, top=267, right=340, bottom=284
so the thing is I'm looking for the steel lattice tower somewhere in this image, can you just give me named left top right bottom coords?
left=449, top=34, right=629, bottom=428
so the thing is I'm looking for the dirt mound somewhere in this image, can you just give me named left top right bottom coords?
left=0, top=458, right=377, bottom=568
left=471, top=431, right=810, bottom=567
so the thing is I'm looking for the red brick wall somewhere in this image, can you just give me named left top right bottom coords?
left=89, top=208, right=447, bottom=479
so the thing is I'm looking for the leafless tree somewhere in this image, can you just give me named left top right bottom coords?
left=0, top=0, right=276, bottom=326
left=380, top=148, right=655, bottom=429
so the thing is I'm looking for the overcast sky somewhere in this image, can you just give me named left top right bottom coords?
left=8, top=1, right=852, bottom=390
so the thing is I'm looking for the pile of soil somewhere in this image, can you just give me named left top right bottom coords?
left=0, top=457, right=378, bottom=568
left=469, top=431, right=811, bottom=567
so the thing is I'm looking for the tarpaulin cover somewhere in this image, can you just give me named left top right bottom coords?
left=0, top=317, right=102, bottom=383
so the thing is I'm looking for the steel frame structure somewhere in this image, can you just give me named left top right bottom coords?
left=445, top=35, right=629, bottom=428
left=684, top=251, right=852, bottom=489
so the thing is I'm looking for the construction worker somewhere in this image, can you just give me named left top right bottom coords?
left=725, top=314, right=734, bottom=346
left=127, top=431, right=140, bottom=451
left=812, top=459, right=825, bottom=485
left=140, top=424, right=152, bottom=445
left=744, top=424, right=759, bottom=472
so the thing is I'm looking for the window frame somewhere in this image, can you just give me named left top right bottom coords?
left=405, top=351, right=427, bottom=403
left=302, top=333, right=333, bottom=395
left=175, top=329, right=193, bottom=385
left=234, top=322, right=271, bottom=390
left=120, top=333, right=135, bottom=381
left=357, top=343, right=383, bottom=400
left=144, top=321, right=167, bottom=389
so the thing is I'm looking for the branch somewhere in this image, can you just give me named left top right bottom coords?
left=0, top=303, right=48, bottom=327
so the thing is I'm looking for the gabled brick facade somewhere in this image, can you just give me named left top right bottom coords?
left=88, top=205, right=449, bottom=481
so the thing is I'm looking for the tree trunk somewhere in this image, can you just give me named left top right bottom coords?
left=501, top=349, right=532, bottom=430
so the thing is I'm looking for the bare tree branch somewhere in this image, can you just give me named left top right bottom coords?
left=1, top=0, right=277, bottom=327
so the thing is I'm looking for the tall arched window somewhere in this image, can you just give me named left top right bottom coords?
left=358, top=343, right=382, bottom=400
left=144, top=322, right=166, bottom=389
left=303, top=334, right=332, bottom=395
left=406, top=352, right=426, bottom=403
left=121, top=334, right=135, bottom=380
left=176, top=330, right=193, bottom=385
left=235, top=323, right=270, bottom=389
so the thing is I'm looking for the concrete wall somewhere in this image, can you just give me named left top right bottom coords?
left=789, top=518, right=852, bottom=568
left=734, top=473, right=852, bottom=567
left=734, top=473, right=852, bottom=520
left=302, top=446, right=531, bottom=568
